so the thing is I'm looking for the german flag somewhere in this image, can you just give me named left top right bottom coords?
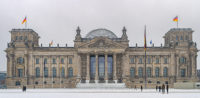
left=173, top=16, right=178, bottom=22
left=22, top=17, right=27, bottom=24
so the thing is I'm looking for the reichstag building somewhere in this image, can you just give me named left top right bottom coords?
left=5, top=27, right=198, bottom=88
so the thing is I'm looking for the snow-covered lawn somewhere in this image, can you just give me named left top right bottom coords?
left=0, top=89, right=200, bottom=98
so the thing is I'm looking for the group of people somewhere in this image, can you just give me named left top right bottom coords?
left=134, top=84, right=169, bottom=94
left=156, top=84, right=169, bottom=94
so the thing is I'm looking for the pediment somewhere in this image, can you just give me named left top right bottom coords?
left=78, top=37, right=125, bottom=49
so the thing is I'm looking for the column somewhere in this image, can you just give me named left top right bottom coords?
left=170, top=53, right=175, bottom=77
left=95, top=54, right=98, bottom=81
left=113, top=54, right=117, bottom=80
left=65, top=56, right=68, bottom=78
left=7, top=54, right=12, bottom=77
left=191, top=55, right=196, bottom=77
left=41, top=56, right=43, bottom=77
left=105, top=54, right=108, bottom=81
left=86, top=54, right=90, bottom=81
left=176, top=56, right=179, bottom=77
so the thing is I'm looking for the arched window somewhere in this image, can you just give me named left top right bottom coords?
left=147, top=67, right=152, bottom=77
left=138, top=67, right=143, bottom=78
left=17, top=57, right=24, bottom=64
left=61, top=67, right=65, bottom=78
left=155, top=67, right=160, bottom=77
left=68, top=67, right=73, bottom=77
left=163, top=67, right=168, bottom=77
left=130, top=67, right=135, bottom=78
left=44, top=67, right=48, bottom=77
left=53, top=67, right=56, bottom=77
left=35, top=67, right=40, bottom=78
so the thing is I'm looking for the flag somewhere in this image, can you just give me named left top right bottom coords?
left=49, top=40, right=53, bottom=46
left=173, top=16, right=178, bottom=22
left=150, top=40, right=152, bottom=45
left=144, top=26, right=147, bottom=51
left=22, top=17, right=27, bottom=24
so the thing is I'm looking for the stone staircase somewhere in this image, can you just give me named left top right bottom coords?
left=76, top=80, right=126, bottom=89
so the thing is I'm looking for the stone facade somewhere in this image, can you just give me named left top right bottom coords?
left=5, top=27, right=198, bottom=88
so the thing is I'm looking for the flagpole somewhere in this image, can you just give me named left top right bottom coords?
left=177, top=19, right=178, bottom=28
left=25, top=16, right=27, bottom=29
left=177, top=15, right=179, bottom=28
left=43, top=57, right=45, bottom=88
left=60, top=66, right=61, bottom=88
left=144, top=25, right=147, bottom=89
left=60, top=59, right=61, bottom=88
left=52, top=59, right=53, bottom=88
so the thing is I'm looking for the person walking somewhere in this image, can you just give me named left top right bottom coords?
left=166, top=84, right=169, bottom=94
left=141, top=85, right=143, bottom=92
left=162, top=84, right=165, bottom=94
left=156, top=85, right=158, bottom=91
left=159, top=86, right=161, bottom=92
left=22, top=85, right=25, bottom=92
left=24, top=85, right=26, bottom=92
left=135, top=85, right=137, bottom=90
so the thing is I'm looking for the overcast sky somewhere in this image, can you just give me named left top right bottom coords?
left=0, top=0, right=200, bottom=71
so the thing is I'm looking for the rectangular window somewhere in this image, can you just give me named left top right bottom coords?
left=61, top=58, right=64, bottom=64
left=176, top=36, right=179, bottom=40
left=180, top=57, right=186, bottom=64
left=19, top=36, right=23, bottom=40
left=164, top=58, right=168, bottom=64
left=69, top=58, right=72, bottom=64
left=156, top=58, right=159, bottom=64
left=24, top=36, right=27, bottom=40
left=147, top=58, right=151, bottom=64
left=138, top=68, right=143, bottom=78
left=139, top=58, right=143, bottom=64
left=52, top=58, right=56, bottom=64
left=130, top=58, right=135, bottom=64
left=15, top=36, right=18, bottom=40
left=18, top=69, right=23, bottom=77
left=36, top=58, right=39, bottom=64
left=44, top=58, right=47, bottom=64
left=44, top=67, right=48, bottom=77
left=181, top=69, right=186, bottom=77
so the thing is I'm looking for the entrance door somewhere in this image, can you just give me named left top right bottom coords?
left=98, top=55, right=105, bottom=80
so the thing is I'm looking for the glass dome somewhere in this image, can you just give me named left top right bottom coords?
left=85, top=28, right=118, bottom=39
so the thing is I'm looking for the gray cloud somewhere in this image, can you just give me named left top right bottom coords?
left=0, top=0, right=200, bottom=71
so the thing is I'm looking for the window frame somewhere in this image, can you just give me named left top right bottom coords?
left=155, top=67, right=160, bottom=77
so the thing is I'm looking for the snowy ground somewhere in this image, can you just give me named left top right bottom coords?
left=0, top=88, right=200, bottom=98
